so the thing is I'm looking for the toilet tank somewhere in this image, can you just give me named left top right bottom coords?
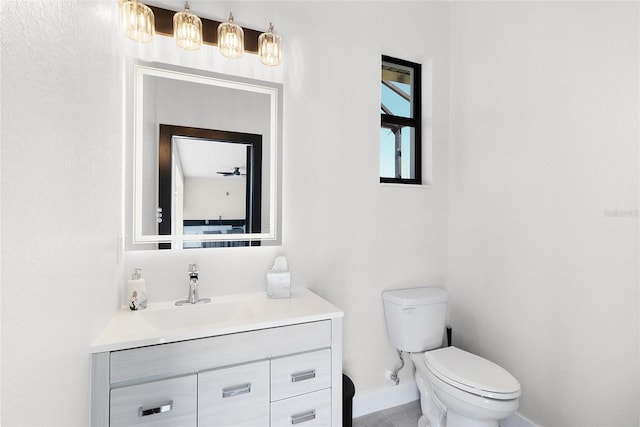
left=382, top=287, right=448, bottom=352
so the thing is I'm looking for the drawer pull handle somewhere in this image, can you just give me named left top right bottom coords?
left=138, top=401, right=173, bottom=417
left=291, top=410, right=316, bottom=425
left=222, top=383, right=251, bottom=398
left=291, top=369, right=316, bottom=382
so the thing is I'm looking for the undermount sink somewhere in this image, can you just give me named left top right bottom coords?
left=139, top=300, right=253, bottom=330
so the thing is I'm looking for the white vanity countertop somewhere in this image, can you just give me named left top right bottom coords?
left=91, top=288, right=343, bottom=353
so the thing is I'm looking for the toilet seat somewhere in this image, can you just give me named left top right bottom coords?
left=424, top=347, right=521, bottom=400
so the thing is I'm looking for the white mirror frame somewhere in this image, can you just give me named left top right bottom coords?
left=132, top=63, right=281, bottom=246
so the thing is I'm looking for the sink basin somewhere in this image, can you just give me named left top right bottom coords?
left=90, top=289, right=346, bottom=353
left=139, top=300, right=253, bottom=330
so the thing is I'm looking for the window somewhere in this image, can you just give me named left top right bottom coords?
left=380, top=55, right=421, bottom=184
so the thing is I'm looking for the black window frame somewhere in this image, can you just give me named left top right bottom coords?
left=380, top=55, right=422, bottom=185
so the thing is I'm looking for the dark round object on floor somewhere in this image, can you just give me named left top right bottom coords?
left=343, top=374, right=356, bottom=427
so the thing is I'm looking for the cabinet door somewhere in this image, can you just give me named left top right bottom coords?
left=198, top=359, right=270, bottom=427
left=271, top=388, right=332, bottom=427
left=110, top=375, right=197, bottom=427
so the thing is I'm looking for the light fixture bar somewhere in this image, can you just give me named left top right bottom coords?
left=147, top=5, right=261, bottom=53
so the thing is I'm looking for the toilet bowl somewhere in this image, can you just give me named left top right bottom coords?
left=411, top=347, right=520, bottom=427
left=382, top=287, right=521, bottom=427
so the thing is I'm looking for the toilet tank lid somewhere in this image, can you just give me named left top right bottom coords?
left=382, top=287, right=448, bottom=305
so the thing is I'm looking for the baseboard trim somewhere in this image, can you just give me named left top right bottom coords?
left=352, top=380, right=538, bottom=427
left=352, top=380, right=419, bottom=418
left=500, top=411, right=538, bottom=427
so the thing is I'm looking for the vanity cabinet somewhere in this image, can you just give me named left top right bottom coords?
left=92, top=294, right=343, bottom=427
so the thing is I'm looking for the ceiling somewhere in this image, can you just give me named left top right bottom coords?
left=174, top=136, right=247, bottom=179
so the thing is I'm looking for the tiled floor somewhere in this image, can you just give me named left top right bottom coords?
left=352, top=401, right=422, bottom=427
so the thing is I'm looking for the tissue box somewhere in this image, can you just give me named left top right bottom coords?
left=267, top=271, right=291, bottom=299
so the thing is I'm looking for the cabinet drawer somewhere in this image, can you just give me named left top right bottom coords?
left=198, top=359, right=270, bottom=426
left=271, top=348, right=332, bottom=401
left=110, top=375, right=196, bottom=427
left=271, top=388, right=332, bottom=427
left=111, top=321, right=331, bottom=384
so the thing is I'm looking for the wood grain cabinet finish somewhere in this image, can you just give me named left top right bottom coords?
left=198, top=360, right=270, bottom=426
left=110, top=375, right=197, bottom=427
left=110, top=321, right=331, bottom=384
left=271, top=388, right=332, bottom=427
left=91, top=319, right=343, bottom=426
left=271, top=348, right=332, bottom=402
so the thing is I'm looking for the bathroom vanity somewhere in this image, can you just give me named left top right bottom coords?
left=91, top=289, right=343, bottom=426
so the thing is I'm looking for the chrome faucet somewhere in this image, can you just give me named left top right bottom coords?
left=175, top=263, right=211, bottom=306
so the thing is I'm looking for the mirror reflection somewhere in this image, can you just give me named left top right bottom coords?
left=159, top=125, right=262, bottom=249
left=131, top=63, right=281, bottom=249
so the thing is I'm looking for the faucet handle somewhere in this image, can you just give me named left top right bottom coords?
left=188, top=263, right=199, bottom=275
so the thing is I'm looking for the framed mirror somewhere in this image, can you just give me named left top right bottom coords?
left=130, top=62, right=282, bottom=249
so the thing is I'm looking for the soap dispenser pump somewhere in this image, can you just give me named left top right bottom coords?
left=128, top=268, right=148, bottom=311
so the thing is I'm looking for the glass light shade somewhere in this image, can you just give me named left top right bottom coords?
left=258, top=23, right=282, bottom=66
left=120, top=0, right=155, bottom=43
left=217, top=13, right=244, bottom=59
left=173, top=3, right=202, bottom=51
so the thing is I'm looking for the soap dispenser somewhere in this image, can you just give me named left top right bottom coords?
left=128, top=268, right=148, bottom=311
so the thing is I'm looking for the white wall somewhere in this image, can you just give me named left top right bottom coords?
left=183, top=177, right=246, bottom=220
left=1, top=2, right=449, bottom=424
left=124, top=0, right=451, bottom=397
left=1, top=1, right=124, bottom=425
left=448, top=2, right=639, bottom=425
left=280, top=1, right=450, bottom=393
left=4, top=1, right=637, bottom=426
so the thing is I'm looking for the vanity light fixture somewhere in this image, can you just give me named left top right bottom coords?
left=120, top=0, right=155, bottom=43
left=217, top=13, right=244, bottom=59
left=119, top=4, right=282, bottom=66
left=258, top=23, right=282, bottom=67
left=173, top=2, right=202, bottom=51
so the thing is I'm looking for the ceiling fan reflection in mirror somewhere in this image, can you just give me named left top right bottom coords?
left=217, top=167, right=246, bottom=177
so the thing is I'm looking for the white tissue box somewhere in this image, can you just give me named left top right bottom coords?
left=267, top=271, right=291, bottom=299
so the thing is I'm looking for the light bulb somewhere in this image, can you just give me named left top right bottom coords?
left=120, top=0, right=154, bottom=43
left=217, top=13, right=244, bottom=59
left=258, top=23, right=282, bottom=66
left=174, top=3, right=202, bottom=51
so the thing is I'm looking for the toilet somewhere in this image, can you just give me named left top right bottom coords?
left=382, top=287, right=521, bottom=427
